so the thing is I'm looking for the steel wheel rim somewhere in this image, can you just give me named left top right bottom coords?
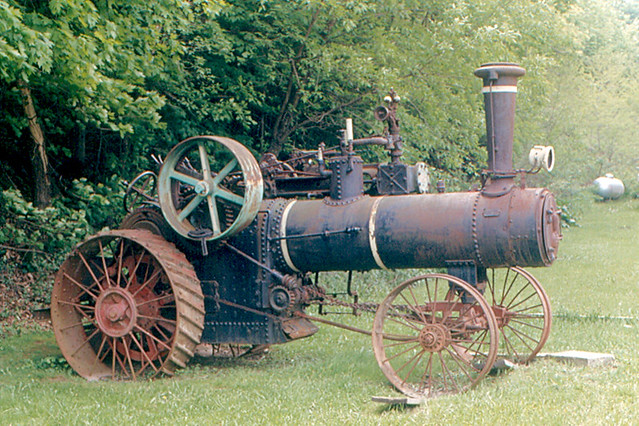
left=51, top=230, right=204, bottom=380
left=485, top=267, right=552, bottom=363
left=157, top=135, right=263, bottom=241
left=372, top=273, right=498, bottom=398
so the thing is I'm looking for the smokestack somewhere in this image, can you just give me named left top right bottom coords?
left=474, top=63, right=526, bottom=176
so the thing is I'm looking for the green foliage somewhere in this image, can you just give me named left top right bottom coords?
left=0, top=189, right=90, bottom=257
left=0, top=179, right=124, bottom=318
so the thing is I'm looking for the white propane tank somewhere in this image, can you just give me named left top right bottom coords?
left=593, top=173, right=625, bottom=200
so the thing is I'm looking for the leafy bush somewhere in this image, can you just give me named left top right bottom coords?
left=0, top=179, right=125, bottom=331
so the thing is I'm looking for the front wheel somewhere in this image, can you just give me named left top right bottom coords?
left=372, top=273, right=499, bottom=398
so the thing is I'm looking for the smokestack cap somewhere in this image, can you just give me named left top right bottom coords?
left=474, top=63, right=526, bottom=84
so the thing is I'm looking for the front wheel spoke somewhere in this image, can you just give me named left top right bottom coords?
left=400, top=350, right=426, bottom=387
left=500, top=329, right=521, bottom=358
left=398, top=290, right=428, bottom=325
left=445, top=346, right=475, bottom=381
left=383, top=338, right=420, bottom=349
left=418, top=352, right=435, bottom=393
left=385, top=312, right=423, bottom=332
left=510, top=305, right=544, bottom=315
left=504, top=324, right=537, bottom=350
left=383, top=342, right=422, bottom=365
left=508, top=317, right=544, bottom=331
left=438, top=351, right=460, bottom=393
left=505, top=291, right=537, bottom=312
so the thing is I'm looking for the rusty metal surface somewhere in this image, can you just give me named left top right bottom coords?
left=474, top=63, right=526, bottom=175
left=278, top=186, right=560, bottom=273
left=371, top=273, right=499, bottom=398
left=51, top=229, right=204, bottom=380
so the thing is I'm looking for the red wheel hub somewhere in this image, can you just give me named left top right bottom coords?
left=95, top=288, right=138, bottom=337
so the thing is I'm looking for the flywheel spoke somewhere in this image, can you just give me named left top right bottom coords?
left=211, top=158, right=238, bottom=186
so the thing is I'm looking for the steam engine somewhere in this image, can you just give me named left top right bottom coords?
left=51, top=63, right=562, bottom=398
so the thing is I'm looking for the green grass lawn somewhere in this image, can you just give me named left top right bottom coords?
left=1, top=197, right=638, bottom=425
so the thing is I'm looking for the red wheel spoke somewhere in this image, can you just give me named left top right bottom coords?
left=94, top=335, right=109, bottom=363
left=134, top=325, right=172, bottom=351
left=69, top=328, right=101, bottom=357
left=137, top=293, right=174, bottom=307
left=405, top=285, right=428, bottom=324
left=383, top=338, right=419, bottom=349
left=445, top=346, right=475, bottom=381
left=125, top=249, right=147, bottom=290
left=504, top=324, right=537, bottom=349
left=97, top=240, right=113, bottom=288
left=112, top=338, right=129, bottom=375
left=418, top=353, right=434, bottom=394
left=121, top=336, right=137, bottom=380
left=384, top=312, right=423, bottom=332
left=153, top=324, right=172, bottom=341
left=77, top=251, right=106, bottom=292
left=138, top=315, right=177, bottom=325
left=131, top=269, right=162, bottom=298
left=112, top=239, right=124, bottom=288
left=62, top=272, right=98, bottom=300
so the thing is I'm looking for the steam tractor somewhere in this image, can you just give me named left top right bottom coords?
left=51, top=63, right=562, bottom=398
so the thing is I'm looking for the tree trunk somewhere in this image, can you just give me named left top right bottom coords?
left=19, top=81, right=51, bottom=208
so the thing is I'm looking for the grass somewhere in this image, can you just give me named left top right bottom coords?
left=1, top=196, right=639, bottom=424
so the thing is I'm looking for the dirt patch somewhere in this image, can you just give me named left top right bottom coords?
left=0, top=249, right=53, bottom=336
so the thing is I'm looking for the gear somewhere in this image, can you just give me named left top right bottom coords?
left=269, top=286, right=296, bottom=312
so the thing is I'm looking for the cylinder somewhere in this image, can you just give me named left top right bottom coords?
left=474, top=63, right=526, bottom=174
left=275, top=189, right=561, bottom=273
